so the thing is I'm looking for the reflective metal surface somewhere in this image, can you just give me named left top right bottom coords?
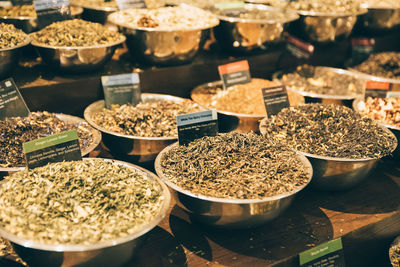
left=191, top=80, right=265, bottom=133
left=272, top=67, right=366, bottom=108
left=84, top=94, right=200, bottom=164
left=260, top=118, right=398, bottom=191
left=108, top=11, right=219, bottom=66
left=293, top=9, right=367, bottom=43
left=30, top=36, right=125, bottom=72
left=0, top=37, right=30, bottom=78
left=0, top=113, right=102, bottom=173
left=0, top=158, right=171, bottom=267
left=155, top=142, right=313, bottom=228
left=360, top=7, right=400, bottom=31
left=76, top=5, right=118, bottom=24
left=0, top=7, right=83, bottom=33
left=213, top=4, right=299, bottom=52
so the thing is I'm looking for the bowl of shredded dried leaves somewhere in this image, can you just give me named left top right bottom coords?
left=155, top=132, right=313, bottom=228
left=260, top=103, right=397, bottom=191
left=0, top=158, right=170, bottom=267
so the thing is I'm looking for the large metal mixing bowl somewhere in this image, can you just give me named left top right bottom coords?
left=107, top=9, right=219, bottom=66
left=259, top=118, right=398, bottom=191
left=0, top=37, right=30, bottom=78
left=84, top=94, right=202, bottom=164
left=0, top=158, right=171, bottom=267
left=213, top=4, right=298, bottom=53
left=155, top=142, right=313, bottom=228
left=191, top=80, right=267, bottom=133
left=29, top=36, right=125, bottom=72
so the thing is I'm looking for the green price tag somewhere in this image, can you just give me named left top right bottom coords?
left=299, top=238, right=345, bottom=267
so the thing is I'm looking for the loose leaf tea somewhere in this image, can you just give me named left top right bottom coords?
left=358, top=97, right=400, bottom=128
left=30, top=19, right=124, bottom=47
left=0, top=23, right=27, bottom=49
left=0, top=111, right=94, bottom=168
left=353, top=52, right=400, bottom=79
left=390, top=238, right=400, bottom=267
left=160, top=132, right=310, bottom=199
left=286, top=0, right=362, bottom=13
left=91, top=100, right=201, bottom=137
left=0, top=5, right=81, bottom=18
left=0, top=159, right=164, bottom=245
left=260, top=104, right=396, bottom=159
left=191, top=78, right=277, bottom=115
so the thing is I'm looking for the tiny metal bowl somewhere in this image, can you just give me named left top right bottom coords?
left=84, top=93, right=202, bottom=164
left=155, top=142, right=313, bottom=228
left=29, top=34, right=126, bottom=72
left=0, top=158, right=171, bottom=267
left=0, top=6, right=83, bottom=33
left=212, top=4, right=299, bottom=53
left=107, top=8, right=219, bottom=66
left=191, top=80, right=266, bottom=133
left=0, top=37, right=30, bottom=78
left=272, top=66, right=366, bottom=108
left=259, top=118, right=398, bottom=191
left=0, top=113, right=102, bottom=173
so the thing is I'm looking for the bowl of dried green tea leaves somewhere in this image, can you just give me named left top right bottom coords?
left=260, top=103, right=397, bottom=191
left=155, top=132, right=313, bottom=228
left=0, top=158, right=170, bottom=267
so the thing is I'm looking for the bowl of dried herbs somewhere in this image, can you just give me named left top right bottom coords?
left=260, top=103, right=397, bottom=191
left=390, top=236, right=400, bottom=267
left=0, top=158, right=170, bottom=267
left=155, top=132, right=313, bottom=228
left=84, top=93, right=203, bottom=164
left=29, top=19, right=125, bottom=72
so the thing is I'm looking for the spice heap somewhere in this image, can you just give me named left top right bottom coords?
left=277, top=65, right=364, bottom=97
left=286, top=0, right=363, bottom=13
left=160, top=132, right=310, bottom=199
left=214, top=5, right=287, bottom=21
left=358, top=97, right=400, bottom=128
left=109, top=6, right=219, bottom=30
left=0, top=159, right=164, bottom=245
left=0, top=5, right=81, bottom=17
left=354, top=52, right=400, bottom=79
left=191, top=78, right=277, bottom=115
left=365, top=0, right=400, bottom=8
left=0, top=22, right=28, bottom=49
left=390, top=237, right=400, bottom=267
left=70, top=0, right=118, bottom=9
left=91, top=100, right=201, bottom=137
left=260, top=104, right=396, bottom=159
left=30, top=19, right=124, bottom=47
left=0, top=111, right=94, bottom=168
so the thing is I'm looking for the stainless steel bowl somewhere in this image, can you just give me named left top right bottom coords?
left=259, top=118, right=398, bottom=191
left=359, top=5, right=400, bottom=31
left=293, top=8, right=368, bottom=43
left=29, top=35, right=125, bottom=72
left=155, top=142, right=313, bottom=228
left=0, top=113, right=102, bottom=173
left=0, top=6, right=83, bottom=33
left=107, top=8, right=219, bottom=66
left=84, top=93, right=201, bottom=164
left=213, top=4, right=298, bottom=52
left=191, top=80, right=267, bottom=133
left=0, top=37, right=30, bottom=78
left=272, top=66, right=366, bottom=107
left=0, top=158, right=171, bottom=267
left=353, top=98, right=400, bottom=157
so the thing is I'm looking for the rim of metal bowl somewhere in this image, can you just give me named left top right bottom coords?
left=0, top=157, right=171, bottom=252
left=0, top=113, right=102, bottom=172
left=0, top=6, right=84, bottom=20
left=155, top=142, right=313, bottom=204
left=272, top=66, right=366, bottom=100
left=0, top=36, right=30, bottom=52
left=107, top=7, right=220, bottom=32
left=191, top=80, right=268, bottom=118
left=259, top=116, right=398, bottom=162
left=84, top=93, right=203, bottom=141
left=215, top=3, right=299, bottom=24
left=353, top=98, right=400, bottom=132
left=347, top=67, right=400, bottom=84
left=296, top=7, right=368, bottom=17
left=29, top=34, right=126, bottom=50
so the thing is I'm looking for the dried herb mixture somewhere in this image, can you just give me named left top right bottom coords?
left=0, top=159, right=164, bottom=245
left=390, top=237, right=400, bottom=267
left=0, top=23, right=27, bottom=49
left=0, top=5, right=80, bottom=18
left=160, top=132, right=310, bottom=199
left=30, top=19, right=124, bottom=47
left=0, top=111, right=94, bottom=168
left=287, top=0, right=362, bottom=13
left=260, top=104, right=396, bottom=159
left=358, top=97, right=400, bottom=128
left=353, top=52, right=400, bottom=79
left=91, top=100, right=201, bottom=137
